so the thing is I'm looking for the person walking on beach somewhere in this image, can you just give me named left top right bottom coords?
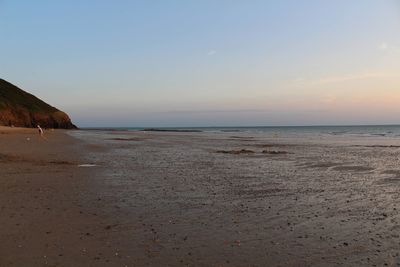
left=37, top=125, right=44, bottom=138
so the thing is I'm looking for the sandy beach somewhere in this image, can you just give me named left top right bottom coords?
left=0, top=127, right=132, bottom=266
left=2, top=126, right=400, bottom=266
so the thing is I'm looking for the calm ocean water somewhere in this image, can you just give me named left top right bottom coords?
left=82, top=125, right=400, bottom=138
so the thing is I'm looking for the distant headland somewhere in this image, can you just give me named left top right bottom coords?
left=0, top=79, right=76, bottom=129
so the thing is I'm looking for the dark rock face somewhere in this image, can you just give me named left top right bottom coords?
left=0, top=79, right=77, bottom=129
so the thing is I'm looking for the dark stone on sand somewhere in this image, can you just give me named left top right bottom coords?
left=216, top=149, right=255, bottom=154
left=48, top=160, right=75, bottom=165
left=331, top=165, right=374, bottom=172
left=353, top=145, right=400, bottom=148
left=262, top=150, right=289, bottom=155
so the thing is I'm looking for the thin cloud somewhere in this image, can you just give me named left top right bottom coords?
left=165, top=109, right=271, bottom=114
left=378, top=42, right=388, bottom=51
left=294, top=72, right=399, bottom=86
left=321, top=94, right=338, bottom=104
left=207, top=50, right=217, bottom=56
left=314, top=73, right=396, bottom=85
left=377, top=42, right=400, bottom=53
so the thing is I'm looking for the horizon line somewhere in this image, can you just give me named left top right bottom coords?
left=79, top=123, right=400, bottom=129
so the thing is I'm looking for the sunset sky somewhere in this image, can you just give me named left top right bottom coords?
left=1, top=0, right=400, bottom=127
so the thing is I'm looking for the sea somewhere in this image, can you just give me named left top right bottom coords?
left=81, top=125, right=400, bottom=139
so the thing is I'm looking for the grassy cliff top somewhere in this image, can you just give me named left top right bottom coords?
left=0, top=79, right=58, bottom=113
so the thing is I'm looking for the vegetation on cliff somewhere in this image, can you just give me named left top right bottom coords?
left=0, top=79, right=76, bottom=129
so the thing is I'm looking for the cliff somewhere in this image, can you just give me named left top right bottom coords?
left=0, top=79, right=77, bottom=129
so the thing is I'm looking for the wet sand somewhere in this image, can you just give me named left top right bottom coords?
left=2, top=127, right=400, bottom=266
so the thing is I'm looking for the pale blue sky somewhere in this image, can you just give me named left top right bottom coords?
left=1, top=0, right=400, bottom=127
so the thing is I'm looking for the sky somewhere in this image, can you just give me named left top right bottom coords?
left=1, top=0, right=400, bottom=127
